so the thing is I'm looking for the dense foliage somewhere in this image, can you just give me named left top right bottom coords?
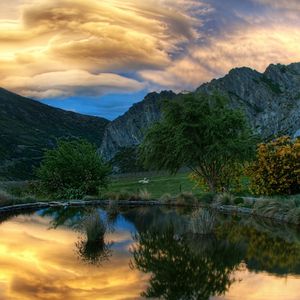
left=247, top=136, right=300, bottom=195
left=112, top=146, right=145, bottom=173
left=139, top=93, right=255, bottom=192
left=37, top=139, right=111, bottom=199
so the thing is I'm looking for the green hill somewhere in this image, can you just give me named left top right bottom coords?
left=0, top=88, right=109, bottom=179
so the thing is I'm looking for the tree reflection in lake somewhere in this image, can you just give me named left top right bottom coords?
left=131, top=225, right=244, bottom=300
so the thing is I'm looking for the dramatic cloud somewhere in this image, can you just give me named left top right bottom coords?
left=2, top=70, right=145, bottom=98
left=0, top=0, right=203, bottom=98
left=0, top=0, right=300, bottom=114
left=140, top=25, right=300, bottom=90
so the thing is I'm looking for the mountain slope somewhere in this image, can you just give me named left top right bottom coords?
left=99, top=90, right=177, bottom=161
left=100, top=63, right=300, bottom=160
left=0, top=88, right=109, bottom=179
left=196, top=63, right=300, bottom=139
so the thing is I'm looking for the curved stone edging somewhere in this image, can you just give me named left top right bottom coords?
left=0, top=199, right=298, bottom=226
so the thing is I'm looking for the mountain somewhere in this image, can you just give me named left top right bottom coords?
left=0, top=88, right=109, bottom=179
left=196, top=63, right=300, bottom=139
left=99, top=63, right=300, bottom=160
left=99, top=90, right=177, bottom=161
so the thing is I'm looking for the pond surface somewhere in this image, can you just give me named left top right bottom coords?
left=0, top=206, right=299, bottom=300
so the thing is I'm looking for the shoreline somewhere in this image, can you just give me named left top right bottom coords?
left=0, top=199, right=298, bottom=226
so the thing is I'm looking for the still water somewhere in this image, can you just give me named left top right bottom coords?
left=0, top=206, right=299, bottom=300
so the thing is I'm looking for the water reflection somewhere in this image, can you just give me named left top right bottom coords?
left=0, top=206, right=299, bottom=299
left=75, top=210, right=112, bottom=266
left=131, top=227, right=243, bottom=299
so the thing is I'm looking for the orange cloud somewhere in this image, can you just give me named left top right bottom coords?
left=0, top=0, right=300, bottom=99
left=0, top=0, right=202, bottom=98
left=140, top=25, right=300, bottom=91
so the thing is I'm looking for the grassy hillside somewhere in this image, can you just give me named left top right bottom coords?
left=0, top=88, right=109, bottom=179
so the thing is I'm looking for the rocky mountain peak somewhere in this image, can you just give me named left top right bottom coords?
left=99, top=62, right=300, bottom=162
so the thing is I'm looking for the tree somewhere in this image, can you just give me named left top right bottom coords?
left=139, top=93, right=255, bottom=192
left=112, top=146, right=145, bottom=173
left=247, top=136, right=300, bottom=195
left=37, top=138, right=111, bottom=198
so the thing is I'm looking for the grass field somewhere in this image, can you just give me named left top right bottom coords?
left=107, top=172, right=201, bottom=199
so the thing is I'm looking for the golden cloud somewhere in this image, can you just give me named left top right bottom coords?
left=0, top=0, right=202, bottom=98
left=140, top=24, right=300, bottom=90
left=0, top=0, right=300, bottom=99
left=2, top=70, right=146, bottom=98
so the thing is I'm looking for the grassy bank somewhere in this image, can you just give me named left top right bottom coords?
left=107, top=172, right=199, bottom=199
left=1, top=175, right=300, bottom=225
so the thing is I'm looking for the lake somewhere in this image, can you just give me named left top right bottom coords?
left=0, top=206, right=299, bottom=300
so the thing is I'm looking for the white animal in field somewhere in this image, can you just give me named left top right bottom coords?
left=138, top=178, right=150, bottom=184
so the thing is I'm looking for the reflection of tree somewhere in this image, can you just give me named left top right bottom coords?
left=75, top=211, right=112, bottom=266
left=41, top=206, right=87, bottom=229
left=0, top=210, right=36, bottom=224
left=216, top=222, right=300, bottom=275
left=131, top=226, right=243, bottom=300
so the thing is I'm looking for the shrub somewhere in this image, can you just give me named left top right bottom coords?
left=253, top=199, right=300, bottom=224
left=0, top=189, right=15, bottom=206
left=159, top=193, right=173, bottom=204
left=189, top=163, right=244, bottom=193
left=199, top=192, right=216, bottom=204
left=37, top=138, right=111, bottom=199
left=190, top=209, right=216, bottom=235
left=214, top=193, right=234, bottom=206
left=247, top=136, right=300, bottom=195
left=233, top=197, right=244, bottom=205
left=175, top=192, right=197, bottom=206
left=138, top=189, right=151, bottom=200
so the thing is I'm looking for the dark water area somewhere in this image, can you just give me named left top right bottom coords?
left=0, top=206, right=299, bottom=300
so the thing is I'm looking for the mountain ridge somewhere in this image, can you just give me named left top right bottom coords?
left=0, top=87, right=109, bottom=179
left=99, top=62, right=300, bottom=161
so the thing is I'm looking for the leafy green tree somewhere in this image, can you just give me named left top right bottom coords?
left=37, top=138, right=111, bottom=198
left=112, top=146, right=145, bottom=173
left=139, top=93, right=255, bottom=192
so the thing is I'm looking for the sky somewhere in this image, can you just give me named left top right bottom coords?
left=1, top=0, right=300, bottom=120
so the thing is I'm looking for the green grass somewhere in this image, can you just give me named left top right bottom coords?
left=106, top=172, right=200, bottom=199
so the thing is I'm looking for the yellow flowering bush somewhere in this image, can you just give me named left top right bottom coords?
left=247, top=136, right=300, bottom=195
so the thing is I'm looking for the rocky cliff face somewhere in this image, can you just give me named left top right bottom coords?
left=100, top=63, right=300, bottom=161
left=99, top=91, right=176, bottom=160
left=196, top=63, right=300, bottom=139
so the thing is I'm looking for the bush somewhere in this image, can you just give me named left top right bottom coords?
left=159, top=193, right=173, bottom=204
left=175, top=192, right=197, bottom=206
left=37, top=138, right=111, bottom=199
left=138, top=189, right=152, bottom=200
left=214, top=193, right=234, bottom=206
left=199, top=192, right=216, bottom=204
left=233, top=197, right=244, bottom=205
left=247, top=136, right=300, bottom=195
left=0, top=189, right=15, bottom=206
left=253, top=198, right=300, bottom=224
